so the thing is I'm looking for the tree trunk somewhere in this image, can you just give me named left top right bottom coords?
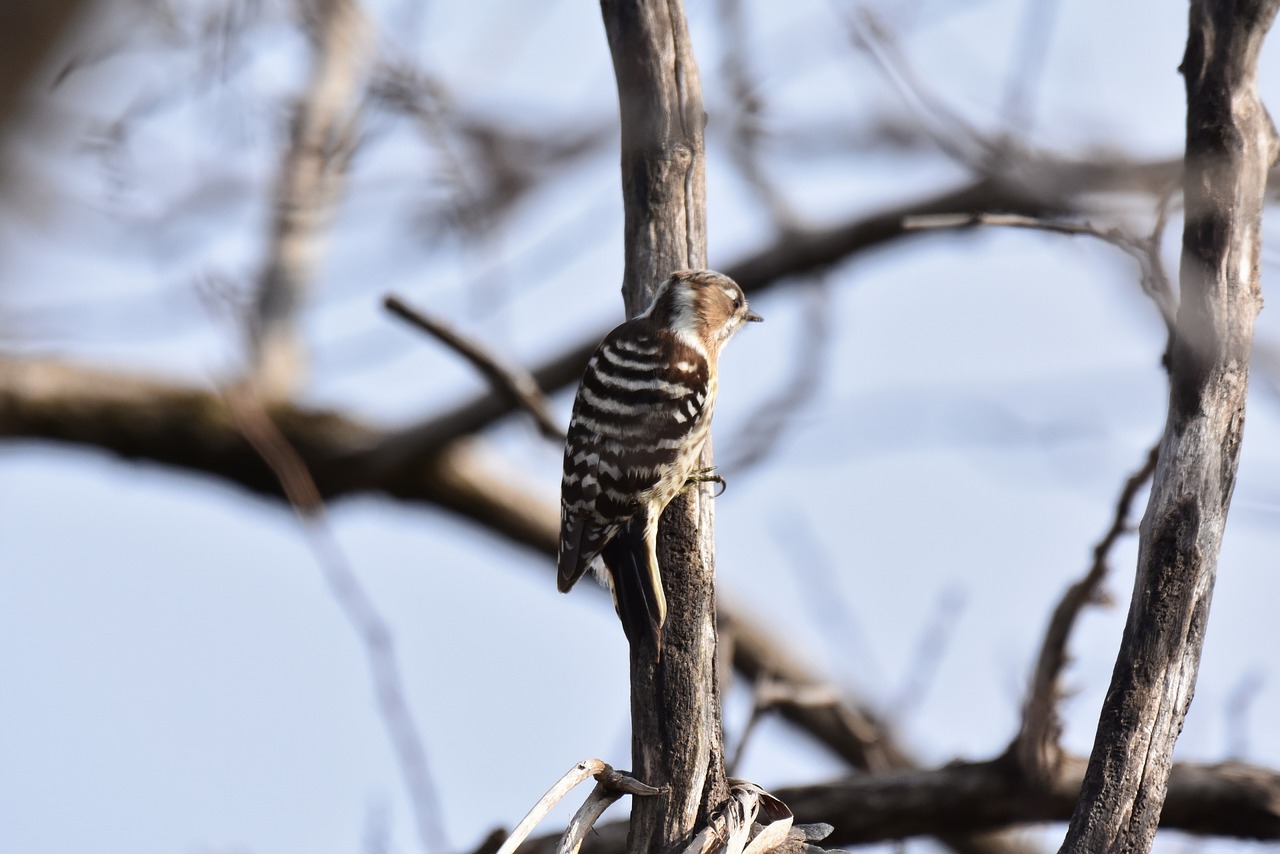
left=599, top=1, right=728, bottom=852
left=1059, top=3, right=1280, bottom=852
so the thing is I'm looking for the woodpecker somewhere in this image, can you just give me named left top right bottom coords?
left=557, top=269, right=762, bottom=652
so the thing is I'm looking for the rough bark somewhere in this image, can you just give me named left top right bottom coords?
left=1059, top=4, right=1280, bottom=853
left=599, top=2, right=726, bottom=851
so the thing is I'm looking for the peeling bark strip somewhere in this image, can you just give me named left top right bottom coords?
left=599, top=1, right=727, bottom=852
left=1060, top=3, right=1280, bottom=853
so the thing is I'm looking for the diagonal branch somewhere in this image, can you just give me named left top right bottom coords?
left=225, top=386, right=449, bottom=854
left=384, top=294, right=564, bottom=441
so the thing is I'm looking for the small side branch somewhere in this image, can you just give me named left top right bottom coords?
left=496, top=759, right=661, bottom=854
left=1012, top=442, right=1159, bottom=782
left=384, top=294, right=564, bottom=441
left=903, top=211, right=1176, bottom=327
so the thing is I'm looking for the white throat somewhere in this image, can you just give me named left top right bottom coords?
left=668, top=286, right=707, bottom=355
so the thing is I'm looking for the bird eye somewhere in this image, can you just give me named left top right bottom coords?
left=733, top=297, right=743, bottom=310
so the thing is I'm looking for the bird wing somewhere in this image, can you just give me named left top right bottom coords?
left=557, top=322, right=711, bottom=592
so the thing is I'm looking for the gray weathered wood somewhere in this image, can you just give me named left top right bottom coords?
left=516, top=757, right=1280, bottom=854
left=1059, top=3, right=1280, bottom=852
left=599, top=1, right=727, bottom=852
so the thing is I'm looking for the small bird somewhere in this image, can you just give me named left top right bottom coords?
left=557, top=269, right=762, bottom=652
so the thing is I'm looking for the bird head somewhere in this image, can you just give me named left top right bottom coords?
left=644, top=269, right=762, bottom=355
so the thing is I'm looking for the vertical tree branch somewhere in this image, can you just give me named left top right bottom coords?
left=1060, top=3, right=1280, bottom=852
left=599, top=1, right=726, bottom=851
left=250, top=0, right=374, bottom=396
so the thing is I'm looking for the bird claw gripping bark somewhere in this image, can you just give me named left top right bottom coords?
left=686, top=466, right=727, bottom=497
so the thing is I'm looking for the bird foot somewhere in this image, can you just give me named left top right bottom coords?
left=685, top=467, right=727, bottom=497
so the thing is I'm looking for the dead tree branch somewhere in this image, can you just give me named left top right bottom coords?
left=383, top=294, right=563, bottom=441
left=903, top=212, right=1176, bottom=328
left=0, top=0, right=87, bottom=130
left=600, top=1, right=726, bottom=849
left=1011, top=442, right=1159, bottom=783
left=8, top=356, right=1271, bottom=854
left=1061, top=3, right=1280, bottom=852
left=250, top=0, right=374, bottom=396
left=520, top=757, right=1280, bottom=853
left=0, top=358, right=557, bottom=552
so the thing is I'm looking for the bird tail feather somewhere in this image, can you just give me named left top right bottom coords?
left=601, top=516, right=666, bottom=657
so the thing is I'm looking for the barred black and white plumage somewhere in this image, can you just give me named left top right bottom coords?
left=557, top=269, right=762, bottom=653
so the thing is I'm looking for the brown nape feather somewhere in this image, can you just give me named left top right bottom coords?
left=693, top=287, right=734, bottom=336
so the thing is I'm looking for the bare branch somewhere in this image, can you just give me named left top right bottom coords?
left=0, top=358, right=558, bottom=552
left=1012, top=442, right=1159, bottom=782
left=1224, top=669, right=1266, bottom=759
left=903, top=211, right=1176, bottom=326
left=713, top=0, right=799, bottom=229
left=1061, top=3, right=1280, bottom=851
left=559, top=784, right=623, bottom=854
left=498, top=760, right=660, bottom=854
left=600, top=2, right=727, bottom=850
left=837, top=6, right=990, bottom=166
left=224, top=386, right=449, bottom=854
left=367, top=154, right=1191, bottom=470
left=384, top=294, right=564, bottom=441
left=997, top=0, right=1063, bottom=136
left=497, top=760, right=611, bottom=854
left=250, top=0, right=375, bottom=396
left=522, top=757, right=1280, bottom=853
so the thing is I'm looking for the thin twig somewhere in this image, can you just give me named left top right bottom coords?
left=888, top=585, right=966, bottom=722
left=496, top=759, right=660, bottom=854
left=715, top=0, right=800, bottom=229
left=837, top=6, right=992, bottom=167
left=728, top=675, right=848, bottom=776
left=997, top=0, right=1063, bottom=136
left=225, top=385, right=449, bottom=854
left=903, top=211, right=1177, bottom=328
left=384, top=294, right=564, bottom=441
left=1012, top=441, right=1160, bottom=781
left=1225, top=669, right=1266, bottom=760
left=558, top=783, right=623, bottom=854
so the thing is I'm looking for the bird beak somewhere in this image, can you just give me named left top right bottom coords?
left=745, top=310, right=763, bottom=323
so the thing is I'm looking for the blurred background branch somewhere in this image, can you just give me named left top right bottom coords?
left=4, top=2, right=1280, bottom=853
